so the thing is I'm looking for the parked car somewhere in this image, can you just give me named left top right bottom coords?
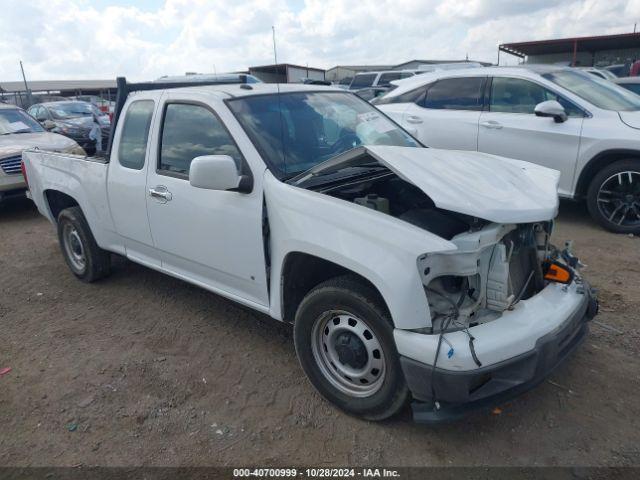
left=301, top=78, right=333, bottom=86
left=348, top=70, right=419, bottom=90
left=73, top=95, right=115, bottom=115
left=22, top=79, right=597, bottom=422
left=27, top=101, right=110, bottom=155
left=577, top=67, right=618, bottom=81
left=375, top=65, right=640, bottom=233
left=613, top=76, right=640, bottom=95
left=0, top=103, right=84, bottom=203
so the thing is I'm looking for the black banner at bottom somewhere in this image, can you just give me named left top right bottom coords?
left=0, top=467, right=638, bottom=480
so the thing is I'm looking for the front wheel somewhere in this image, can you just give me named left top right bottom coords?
left=587, top=159, right=640, bottom=234
left=293, top=275, right=408, bottom=421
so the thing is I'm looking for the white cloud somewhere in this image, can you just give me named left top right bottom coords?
left=0, top=0, right=637, bottom=81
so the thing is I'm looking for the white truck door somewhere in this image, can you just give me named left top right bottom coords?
left=477, top=76, right=583, bottom=197
left=145, top=94, right=269, bottom=308
left=401, top=76, right=485, bottom=150
left=106, top=96, right=161, bottom=267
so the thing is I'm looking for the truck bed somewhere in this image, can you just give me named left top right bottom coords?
left=22, top=149, right=120, bottom=254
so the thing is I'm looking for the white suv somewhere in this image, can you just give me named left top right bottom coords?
left=375, top=66, right=640, bottom=233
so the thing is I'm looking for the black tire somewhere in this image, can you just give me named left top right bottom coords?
left=586, top=159, right=640, bottom=234
left=293, top=275, right=409, bottom=421
left=57, top=206, right=111, bottom=282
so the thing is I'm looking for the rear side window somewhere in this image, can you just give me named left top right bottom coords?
left=118, top=100, right=155, bottom=170
left=350, top=74, right=377, bottom=88
left=158, top=103, right=243, bottom=177
left=422, top=77, right=484, bottom=110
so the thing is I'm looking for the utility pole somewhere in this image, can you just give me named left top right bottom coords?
left=19, top=60, right=33, bottom=107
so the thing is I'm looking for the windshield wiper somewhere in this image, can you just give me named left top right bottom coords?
left=287, top=146, right=373, bottom=185
left=292, top=164, right=387, bottom=188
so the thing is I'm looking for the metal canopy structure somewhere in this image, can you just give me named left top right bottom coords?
left=499, top=32, right=640, bottom=65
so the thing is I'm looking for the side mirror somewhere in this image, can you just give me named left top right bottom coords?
left=189, top=155, right=252, bottom=193
left=43, top=120, right=56, bottom=130
left=534, top=100, right=568, bottom=123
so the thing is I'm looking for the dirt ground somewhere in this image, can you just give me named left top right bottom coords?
left=1, top=197, right=639, bottom=468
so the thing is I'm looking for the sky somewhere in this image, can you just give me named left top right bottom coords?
left=0, top=0, right=638, bottom=81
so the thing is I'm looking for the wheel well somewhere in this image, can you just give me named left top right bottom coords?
left=45, top=190, right=79, bottom=221
left=576, top=150, right=640, bottom=198
left=280, top=252, right=390, bottom=324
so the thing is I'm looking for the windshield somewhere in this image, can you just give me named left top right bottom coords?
left=350, top=74, right=376, bottom=89
left=543, top=70, right=640, bottom=111
left=227, top=91, right=419, bottom=179
left=49, top=102, right=94, bottom=119
left=0, top=109, right=44, bottom=135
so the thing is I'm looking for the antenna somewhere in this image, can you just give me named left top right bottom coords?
left=272, top=25, right=287, bottom=173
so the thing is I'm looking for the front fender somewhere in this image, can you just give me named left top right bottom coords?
left=264, top=171, right=456, bottom=330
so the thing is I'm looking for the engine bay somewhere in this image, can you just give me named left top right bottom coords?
left=315, top=171, right=486, bottom=240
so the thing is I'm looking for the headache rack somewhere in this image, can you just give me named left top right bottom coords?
left=105, top=75, right=250, bottom=159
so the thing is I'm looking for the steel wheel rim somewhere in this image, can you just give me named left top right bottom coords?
left=311, top=310, right=386, bottom=398
left=62, top=224, right=86, bottom=272
left=597, top=171, right=640, bottom=227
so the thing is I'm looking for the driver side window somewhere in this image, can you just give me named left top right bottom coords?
left=158, top=103, right=244, bottom=177
left=490, top=77, right=583, bottom=116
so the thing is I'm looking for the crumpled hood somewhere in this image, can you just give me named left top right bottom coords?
left=618, top=111, right=640, bottom=129
left=368, top=146, right=560, bottom=223
left=0, top=132, right=77, bottom=158
left=303, top=145, right=560, bottom=223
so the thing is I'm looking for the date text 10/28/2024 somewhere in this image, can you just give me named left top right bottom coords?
left=233, top=468, right=401, bottom=478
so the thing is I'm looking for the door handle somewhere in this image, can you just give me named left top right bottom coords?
left=149, top=186, right=173, bottom=202
left=480, top=120, right=503, bottom=129
left=406, top=115, right=423, bottom=124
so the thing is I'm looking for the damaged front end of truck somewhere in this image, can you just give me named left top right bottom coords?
left=290, top=144, right=598, bottom=421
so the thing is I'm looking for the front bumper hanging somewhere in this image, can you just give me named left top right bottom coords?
left=402, top=282, right=598, bottom=423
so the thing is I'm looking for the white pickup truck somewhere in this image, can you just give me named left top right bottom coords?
left=22, top=78, right=598, bottom=422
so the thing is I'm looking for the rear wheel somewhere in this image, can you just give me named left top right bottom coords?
left=293, top=275, right=408, bottom=421
left=587, top=159, right=640, bottom=234
left=57, top=206, right=111, bottom=282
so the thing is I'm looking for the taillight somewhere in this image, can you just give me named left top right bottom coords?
left=21, top=159, right=29, bottom=188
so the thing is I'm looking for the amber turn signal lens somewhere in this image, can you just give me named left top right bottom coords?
left=544, top=262, right=573, bottom=284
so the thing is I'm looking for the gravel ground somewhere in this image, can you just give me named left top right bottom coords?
left=0, top=197, right=639, bottom=467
